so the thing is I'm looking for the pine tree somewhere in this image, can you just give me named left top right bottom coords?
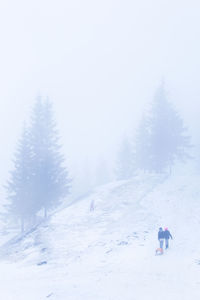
left=135, top=83, right=191, bottom=173
left=30, top=97, right=71, bottom=217
left=6, top=97, right=71, bottom=231
left=6, top=125, right=35, bottom=232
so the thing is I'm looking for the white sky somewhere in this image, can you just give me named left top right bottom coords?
left=0, top=0, right=200, bottom=195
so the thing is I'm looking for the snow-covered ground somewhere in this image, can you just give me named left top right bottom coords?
left=0, top=173, right=200, bottom=300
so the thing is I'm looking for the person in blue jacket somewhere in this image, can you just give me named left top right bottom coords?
left=164, top=227, right=173, bottom=249
left=158, top=227, right=165, bottom=250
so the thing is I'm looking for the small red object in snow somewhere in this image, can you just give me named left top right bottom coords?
left=155, top=248, right=163, bottom=255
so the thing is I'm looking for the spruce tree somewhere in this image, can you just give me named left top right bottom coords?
left=6, top=125, right=34, bottom=232
left=30, top=97, right=71, bottom=217
left=135, top=83, right=191, bottom=173
left=6, top=97, right=71, bottom=231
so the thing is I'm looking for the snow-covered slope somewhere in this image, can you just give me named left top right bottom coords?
left=0, top=173, right=200, bottom=300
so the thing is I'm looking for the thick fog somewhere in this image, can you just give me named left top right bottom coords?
left=0, top=0, right=200, bottom=198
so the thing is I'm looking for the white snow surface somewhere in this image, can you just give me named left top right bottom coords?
left=0, top=173, right=200, bottom=300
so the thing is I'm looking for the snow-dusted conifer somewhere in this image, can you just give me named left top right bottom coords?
left=6, top=125, right=34, bottom=232
left=6, top=97, right=71, bottom=232
left=30, top=97, right=71, bottom=217
left=135, top=83, right=191, bottom=173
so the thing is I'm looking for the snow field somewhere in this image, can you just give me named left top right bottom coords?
left=0, top=173, right=200, bottom=299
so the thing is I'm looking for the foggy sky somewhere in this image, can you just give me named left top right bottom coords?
left=0, top=0, right=200, bottom=197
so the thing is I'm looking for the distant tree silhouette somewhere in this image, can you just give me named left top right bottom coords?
left=30, top=97, right=71, bottom=218
left=6, top=97, right=71, bottom=231
left=6, top=125, right=34, bottom=232
left=135, top=83, right=191, bottom=173
left=115, top=136, right=134, bottom=180
left=134, top=115, right=151, bottom=172
left=95, top=158, right=110, bottom=186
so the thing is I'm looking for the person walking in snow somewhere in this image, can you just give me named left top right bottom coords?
left=90, top=199, right=95, bottom=212
left=158, top=227, right=165, bottom=251
left=164, top=227, right=173, bottom=249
